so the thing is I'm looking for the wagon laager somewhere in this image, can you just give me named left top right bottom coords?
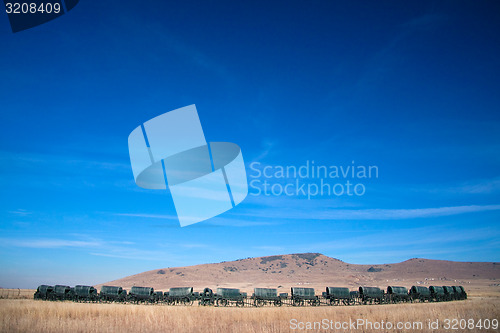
left=291, top=287, right=319, bottom=306
left=166, top=287, right=196, bottom=305
left=74, top=285, right=98, bottom=302
left=252, top=288, right=281, bottom=307
left=34, top=285, right=54, bottom=300
left=386, top=286, right=410, bottom=303
left=409, top=286, right=431, bottom=302
left=31, top=283, right=469, bottom=307
left=324, top=287, right=352, bottom=305
left=215, top=288, right=245, bottom=307
left=100, top=285, right=127, bottom=302
left=359, top=287, right=384, bottom=304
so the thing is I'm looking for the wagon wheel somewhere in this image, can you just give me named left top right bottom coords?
left=254, top=299, right=264, bottom=307
left=311, top=298, right=320, bottom=306
left=274, top=299, right=282, bottom=307
left=236, top=300, right=245, bottom=307
left=292, top=298, right=303, bottom=307
left=183, top=297, right=193, bottom=306
left=217, top=298, right=228, bottom=307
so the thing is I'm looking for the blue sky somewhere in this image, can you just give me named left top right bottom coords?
left=1, top=1, right=499, bottom=288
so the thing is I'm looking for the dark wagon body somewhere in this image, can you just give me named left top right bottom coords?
left=129, top=286, right=155, bottom=303
left=452, top=286, right=467, bottom=300
left=252, top=288, right=281, bottom=306
left=100, top=285, right=127, bottom=302
left=154, top=291, right=163, bottom=303
left=359, top=287, right=384, bottom=304
left=54, top=285, right=72, bottom=301
left=199, top=288, right=214, bottom=306
left=166, top=287, right=196, bottom=305
left=442, top=286, right=456, bottom=301
left=34, top=285, right=54, bottom=300
left=386, top=286, right=410, bottom=303
left=429, top=286, right=445, bottom=302
left=291, top=287, right=319, bottom=306
left=324, top=287, right=353, bottom=305
left=215, top=288, right=245, bottom=307
left=409, top=286, right=431, bottom=302
left=74, top=285, right=98, bottom=302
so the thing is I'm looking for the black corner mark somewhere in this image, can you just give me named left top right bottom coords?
left=3, top=0, right=80, bottom=33
left=63, top=0, right=77, bottom=11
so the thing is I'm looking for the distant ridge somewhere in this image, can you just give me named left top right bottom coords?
left=97, top=253, right=500, bottom=294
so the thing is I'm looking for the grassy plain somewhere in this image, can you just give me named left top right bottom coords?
left=0, top=297, right=499, bottom=333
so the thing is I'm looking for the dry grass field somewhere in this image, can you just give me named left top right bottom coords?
left=0, top=289, right=36, bottom=299
left=0, top=297, right=499, bottom=333
left=2, top=254, right=498, bottom=332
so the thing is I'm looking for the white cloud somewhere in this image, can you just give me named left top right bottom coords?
left=0, top=238, right=101, bottom=249
left=234, top=204, right=500, bottom=221
left=114, top=213, right=178, bottom=220
left=8, top=209, right=32, bottom=216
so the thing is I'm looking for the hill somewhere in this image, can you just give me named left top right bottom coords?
left=97, top=253, right=500, bottom=296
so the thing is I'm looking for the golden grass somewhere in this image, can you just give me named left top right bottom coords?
left=0, top=289, right=36, bottom=299
left=0, top=298, right=499, bottom=333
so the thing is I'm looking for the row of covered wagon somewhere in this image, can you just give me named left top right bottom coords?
left=34, top=284, right=467, bottom=306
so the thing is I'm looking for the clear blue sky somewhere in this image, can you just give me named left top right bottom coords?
left=0, top=1, right=499, bottom=288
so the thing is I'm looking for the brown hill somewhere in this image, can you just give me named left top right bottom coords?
left=97, top=253, right=500, bottom=296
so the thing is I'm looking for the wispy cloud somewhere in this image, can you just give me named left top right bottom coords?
left=113, top=213, right=178, bottom=220
left=205, top=216, right=278, bottom=227
left=402, top=13, right=447, bottom=29
left=250, top=140, right=277, bottom=163
left=0, top=238, right=101, bottom=249
left=8, top=209, right=32, bottom=216
left=234, top=204, right=500, bottom=221
left=265, top=226, right=500, bottom=263
left=313, top=226, right=499, bottom=252
left=0, top=235, right=202, bottom=263
left=178, top=243, right=208, bottom=249
left=439, top=178, right=500, bottom=195
left=253, top=245, right=286, bottom=253
left=0, top=151, right=130, bottom=171
left=89, top=248, right=166, bottom=261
